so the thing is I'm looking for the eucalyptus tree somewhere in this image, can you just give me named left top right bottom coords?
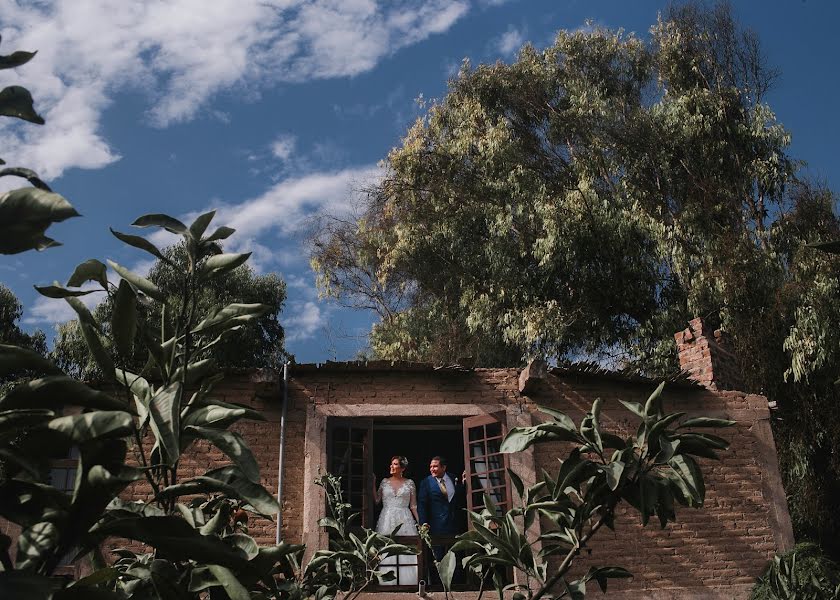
left=311, top=2, right=840, bottom=555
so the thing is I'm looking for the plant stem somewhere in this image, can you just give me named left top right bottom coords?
left=530, top=517, right=607, bottom=600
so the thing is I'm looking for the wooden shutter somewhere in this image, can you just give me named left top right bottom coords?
left=328, top=418, right=373, bottom=527
left=462, top=413, right=511, bottom=517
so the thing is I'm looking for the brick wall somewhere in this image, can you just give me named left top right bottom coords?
left=529, top=374, right=791, bottom=598
left=103, top=361, right=790, bottom=599
left=279, top=363, right=791, bottom=599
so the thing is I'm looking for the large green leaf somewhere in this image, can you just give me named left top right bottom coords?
left=47, top=411, right=134, bottom=443
left=199, top=253, right=251, bottom=278
left=158, top=466, right=279, bottom=516
left=224, top=533, right=259, bottom=560
left=111, top=280, right=137, bottom=357
left=0, top=50, right=37, bottom=69
left=68, top=440, right=137, bottom=539
left=189, top=210, right=216, bottom=240
left=0, top=166, right=51, bottom=191
left=438, top=551, right=456, bottom=592
left=147, top=382, right=182, bottom=464
left=131, top=214, right=187, bottom=234
left=0, top=408, right=54, bottom=436
left=91, top=516, right=249, bottom=568
left=644, top=382, right=666, bottom=418
left=500, top=422, right=579, bottom=453
left=107, top=260, right=166, bottom=303
left=170, top=358, right=217, bottom=386
left=110, top=228, right=172, bottom=264
left=150, top=559, right=186, bottom=600
left=34, top=281, right=99, bottom=299
left=191, top=303, right=269, bottom=335
left=678, top=417, right=737, bottom=429
left=0, top=479, right=71, bottom=528
left=0, top=187, right=78, bottom=254
left=65, top=297, right=115, bottom=380
left=16, top=521, right=59, bottom=570
left=204, top=226, right=235, bottom=243
left=535, top=404, right=578, bottom=432
left=0, top=344, right=64, bottom=377
left=668, top=454, right=705, bottom=506
left=189, top=565, right=251, bottom=600
left=67, top=259, right=109, bottom=289
left=585, top=566, right=633, bottom=593
left=114, top=369, right=151, bottom=402
left=0, top=376, right=131, bottom=413
left=184, top=426, right=260, bottom=482
left=0, top=85, right=44, bottom=124
left=182, top=404, right=263, bottom=430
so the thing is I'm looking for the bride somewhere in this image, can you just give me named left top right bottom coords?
left=372, top=455, right=419, bottom=585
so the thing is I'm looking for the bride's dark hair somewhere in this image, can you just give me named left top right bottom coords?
left=391, top=455, right=409, bottom=474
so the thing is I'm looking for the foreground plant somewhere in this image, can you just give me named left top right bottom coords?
left=305, top=474, right=417, bottom=599
left=435, top=383, right=735, bottom=599
left=0, top=209, right=300, bottom=599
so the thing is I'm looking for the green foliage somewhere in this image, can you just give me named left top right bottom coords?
left=0, top=208, right=301, bottom=598
left=0, top=35, right=77, bottom=253
left=310, top=1, right=840, bottom=560
left=0, top=284, right=47, bottom=369
left=438, top=385, right=734, bottom=599
left=52, top=241, right=287, bottom=380
left=307, top=474, right=418, bottom=595
left=311, top=3, right=792, bottom=367
left=751, top=543, right=840, bottom=600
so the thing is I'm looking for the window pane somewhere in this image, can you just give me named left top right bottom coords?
left=468, top=425, right=484, bottom=441
left=486, top=452, right=503, bottom=472
left=485, top=422, right=502, bottom=438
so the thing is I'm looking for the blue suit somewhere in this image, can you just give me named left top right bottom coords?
left=417, top=473, right=463, bottom=535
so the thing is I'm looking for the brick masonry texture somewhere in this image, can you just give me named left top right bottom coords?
left=90, top=352, right=790, bottom=598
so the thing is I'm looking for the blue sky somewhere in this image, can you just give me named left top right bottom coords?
left=1, top=0, right=838, bottom=363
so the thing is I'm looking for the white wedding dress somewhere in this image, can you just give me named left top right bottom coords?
left=375, top=478, right=419, bottom=586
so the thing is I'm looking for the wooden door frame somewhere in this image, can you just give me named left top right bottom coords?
left=302, top=403, right=537, bottom=569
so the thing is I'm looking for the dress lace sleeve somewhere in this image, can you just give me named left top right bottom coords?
left=408, top=480, right=417, bottom=508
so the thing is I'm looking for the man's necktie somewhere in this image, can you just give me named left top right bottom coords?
left=437, top=477, right=447, bottom=496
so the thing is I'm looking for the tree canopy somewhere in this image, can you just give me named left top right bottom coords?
left=311, top=2, right=840, bottom=556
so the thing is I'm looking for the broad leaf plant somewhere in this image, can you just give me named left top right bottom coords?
left=432, top=383, right=734, bottom=600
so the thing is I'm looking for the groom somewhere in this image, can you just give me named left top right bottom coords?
left=418, top=456, right=465, bottom=584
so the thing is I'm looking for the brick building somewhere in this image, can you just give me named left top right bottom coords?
left=4, top=318, right=791, bottom=597
left=119, top=317, right=793, bottom=598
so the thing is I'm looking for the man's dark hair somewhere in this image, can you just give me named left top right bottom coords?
left=431, top=455, right=448, bottom=467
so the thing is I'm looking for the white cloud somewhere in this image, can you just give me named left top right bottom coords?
left=271, top=133, right=297, bottom=161
left=146, top=164, right=380, bottom=267
left=0, top=0, right=470, bottom=180
left=496, top=26, right=524, bottom=57
left=284, top=300, right=324, bottom=342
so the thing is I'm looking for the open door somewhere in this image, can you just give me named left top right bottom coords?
left=328, top=418, right=373, bottom=528
left=462, top=413, right=511, bottom=518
